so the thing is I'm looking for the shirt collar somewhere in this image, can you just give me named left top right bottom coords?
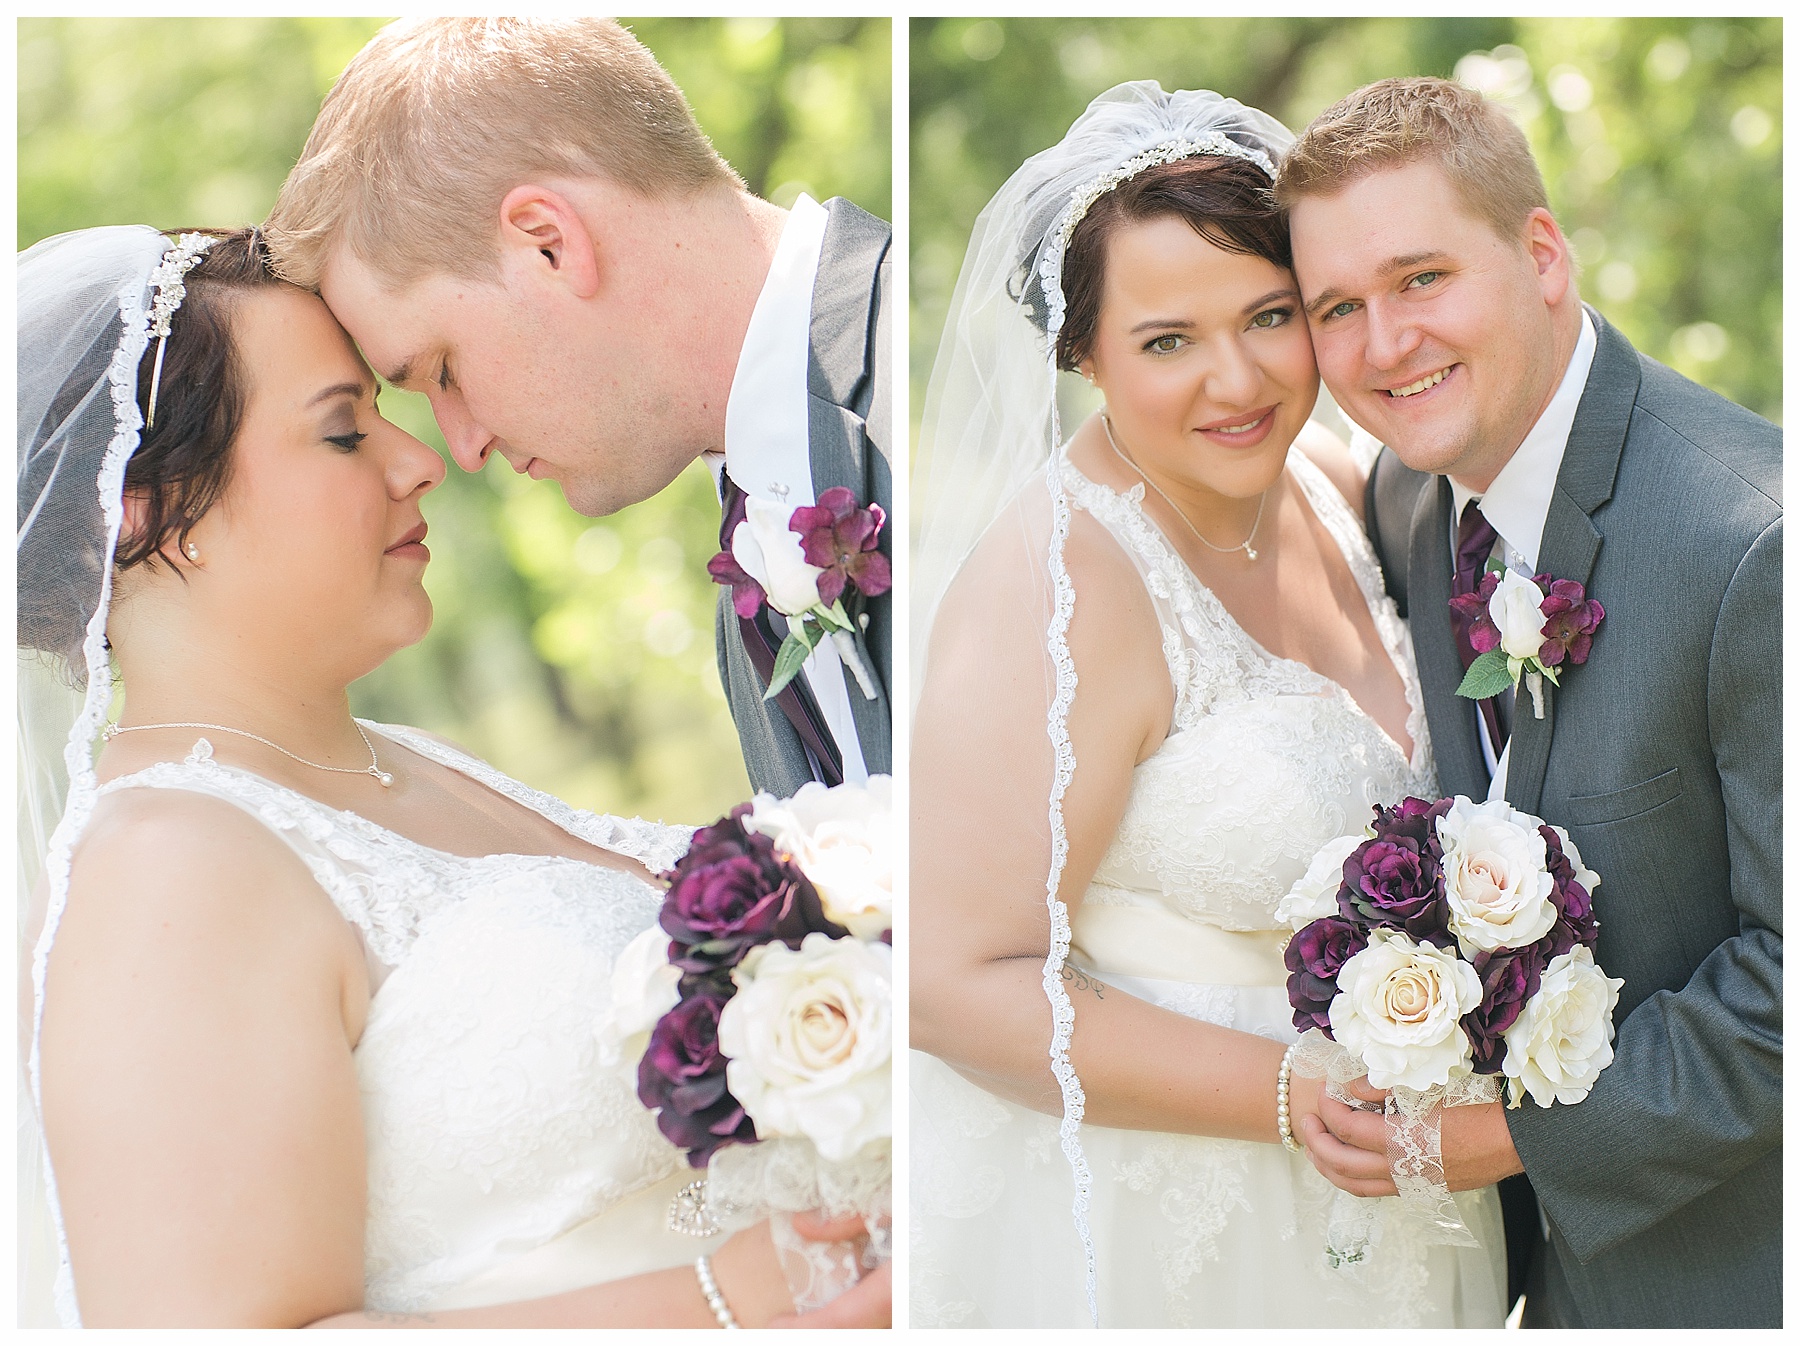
left=1451, top=308, right=1597, bottom=572
left=719, top=193, right=828, bottom=506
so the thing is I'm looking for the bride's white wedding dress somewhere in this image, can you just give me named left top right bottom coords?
left=911, top=450, right=1507, bottom=1327
left=32, top=723, right=718, bottom=1326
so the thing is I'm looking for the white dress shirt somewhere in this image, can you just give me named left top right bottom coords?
left=707, top=194, right=870, bottom=785
left=1449, top=309, right=1597, bottom=798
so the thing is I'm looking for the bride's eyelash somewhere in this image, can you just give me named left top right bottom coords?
left=438, top=361, right=452, bottom=391
left=327, top=432, right=367, bottom=452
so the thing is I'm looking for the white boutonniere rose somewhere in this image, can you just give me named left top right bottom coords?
left=1489, top=569, right=1550, bottom=662
left=746, top=777, right=893, bottom=939
left=1436, top=797, right=1558, bottom=954
left=719, top=933, right=892, bottom=1162
left=732, top=496, right=826, bottom=617
left=1503, top=946, right=1625, bottom=1108
left=1329, top=927, right=1484, bottom=1090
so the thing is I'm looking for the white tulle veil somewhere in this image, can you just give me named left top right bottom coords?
left=16, top=224, right=194, bottom=1327
left=911, top=82, right=1294, bottom=1325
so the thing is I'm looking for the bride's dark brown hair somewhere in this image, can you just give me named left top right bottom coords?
left=1053, top=155, right=1292, bottom=373
left=117, top=226, right=285, bottom=571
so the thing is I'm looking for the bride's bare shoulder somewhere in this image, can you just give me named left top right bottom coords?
left=923, top=474, right=1165, bottom=702
left=63, top=788, right=358, bottom=970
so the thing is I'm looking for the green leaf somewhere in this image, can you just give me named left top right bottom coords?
left=764, top=631, right=813, bottom=700
left=1484, top=556, right=1507, bottom=575
left=1456, top=649, right=1517, bottom=700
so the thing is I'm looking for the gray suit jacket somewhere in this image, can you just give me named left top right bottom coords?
left=1366, top=310, right=1782, bottom=1328
left=717, top=198, right=892, bottom=796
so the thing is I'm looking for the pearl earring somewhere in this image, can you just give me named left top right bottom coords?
left=184, top=541, right=200, bottom=562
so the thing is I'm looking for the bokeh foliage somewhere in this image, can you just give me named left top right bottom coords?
left=20, top=16, right=891, bottom=824
left=912, top=17, right=1780, bottom=441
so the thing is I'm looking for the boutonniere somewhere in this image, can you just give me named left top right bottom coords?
left=709, top=486, right=891, bottom=701
left=1450, top=564, right=1605, bottom=718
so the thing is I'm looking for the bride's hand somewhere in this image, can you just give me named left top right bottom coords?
left=709, top=1214, right=891, bottom=1329
left=705, top=1222, right=796, bottom=1327
left=1298, top=1076, right=1399, bottom=1196
left=767, top=1212, right=892, bottom=1329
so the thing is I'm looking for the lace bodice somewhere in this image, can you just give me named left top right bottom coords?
left=1064, top=451, right=1437, bottom=932
left=38, top=723, right=698, bottom=1319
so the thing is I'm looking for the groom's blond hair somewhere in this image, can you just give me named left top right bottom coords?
left=1275, top=77, right=1550, bottom=245
left=265, top=18, right=741, bottom=290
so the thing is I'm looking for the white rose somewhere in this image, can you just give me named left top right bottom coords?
left=596, top=924, right=680, bottom=1068
left=1502, top=946, right=1624, bottom=1108
left=1274, top=833, right=1363, bottom=930
left=1435, top=796, right=1557, bottom=954
left=1329, top=928, right=1483, bottom=1090
left=1488, top=569, right=1548, bottom=662
left=1546, top=824, right=1601, bottom=896
left=719, top=933, right=891, bottom=1162
left=747, top=777, right=894, bottom=939
left=732, top=496, right=825, bottom=616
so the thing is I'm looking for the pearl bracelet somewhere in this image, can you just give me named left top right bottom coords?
left=1276, top=1041, right=1304, bottom=1154
left=695, top=1254, right=742, bottom=1329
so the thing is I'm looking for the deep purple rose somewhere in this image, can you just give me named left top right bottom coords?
left=1461, top=946, right=1545, bottom=1074
left=790, top=486, right=891, bottom=608
left=1339, top=838, right=1450, bottom=944
left=707, top=549, right=767, bottom=619
left=1534, top=574, right=1604, bottom=668
left=1284, top=916, right=1368, bottom=1038
left=1370, top=795, right=1452, bottom=852
left=661, top=809, right=846, bottom=974
left=1448, top=571, right=1503, bottom=654
left=1538, top=825, right=1600, bottom=957
left=637, top=987, right=758, bottom=1166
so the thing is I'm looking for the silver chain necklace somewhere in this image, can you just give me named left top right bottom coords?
left=1102, top=413, right=1267, bottom=562
left=103, top=718, right=394, bottom=787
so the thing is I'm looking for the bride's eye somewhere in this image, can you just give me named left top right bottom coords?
left=1144, top=333, right=1185, bottom=354
left=437, top=361, right=452, bottom=392
left=1249, top=307, right=1292, bottom=330
left=326, top=431, right=368, bottom=452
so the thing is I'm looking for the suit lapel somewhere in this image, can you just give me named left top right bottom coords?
left=1504, top=309, right=1638, bottom=816
left=1410, top=475, right=1488, bottom=798
left=802, top=199, right=893, bottom=772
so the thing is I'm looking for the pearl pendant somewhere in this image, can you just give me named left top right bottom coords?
left=1245, top=546, right=1258, bottom=561
left=375, top=769, right=394, bottom=787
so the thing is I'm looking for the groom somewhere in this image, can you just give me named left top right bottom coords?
left=1279, top=78, right=1780, bottom=1328
left=264, top=17, right=891, bottom=799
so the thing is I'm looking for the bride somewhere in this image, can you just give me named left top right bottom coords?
left=909, top=83, right=1507, bottom=1327
left=18, top=224, right=882, bottom=1327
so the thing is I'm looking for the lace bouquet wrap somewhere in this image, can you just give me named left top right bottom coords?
left=611, top=778, right=894, bottom=1310
left=1276, top=795, right=1623, bottom=1266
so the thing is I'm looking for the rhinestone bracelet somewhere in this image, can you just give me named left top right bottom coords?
left=695, top=1254, right=741, bottom=1329
left=1276, top=1041, right=1304, bottom=1154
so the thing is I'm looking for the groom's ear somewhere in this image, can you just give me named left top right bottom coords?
left=497, top=185, right=601, bottom=300
left=1522, top=207, right=1573, bottom=309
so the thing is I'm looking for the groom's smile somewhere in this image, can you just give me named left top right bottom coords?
left=1288, top=160, right=1575, bottom=491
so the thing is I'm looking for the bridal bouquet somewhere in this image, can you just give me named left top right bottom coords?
left=608, top=777, right=893, bottom=1307
left=1276, top=795, right=1622, bottom=1260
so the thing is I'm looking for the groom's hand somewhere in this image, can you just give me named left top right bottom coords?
left=1302, top=1083, right=1526, bottom=1195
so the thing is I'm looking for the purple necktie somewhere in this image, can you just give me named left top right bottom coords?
left=1451, top=500, right=1508, bottom=757
left=720, top=475, right=845, bottom=786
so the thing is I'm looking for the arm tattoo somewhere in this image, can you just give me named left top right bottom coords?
left=1060, top=964, right=1105, bottom=999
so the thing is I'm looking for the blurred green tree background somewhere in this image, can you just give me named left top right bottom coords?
left=20, top=16, right=891, bottom=824
left=912, top=17, right=1780, bottom=452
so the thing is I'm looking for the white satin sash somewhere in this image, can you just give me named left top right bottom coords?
left=425, top=1169, right=726, bottom=1311
left=1072, top=896, right=1288, bottom=988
